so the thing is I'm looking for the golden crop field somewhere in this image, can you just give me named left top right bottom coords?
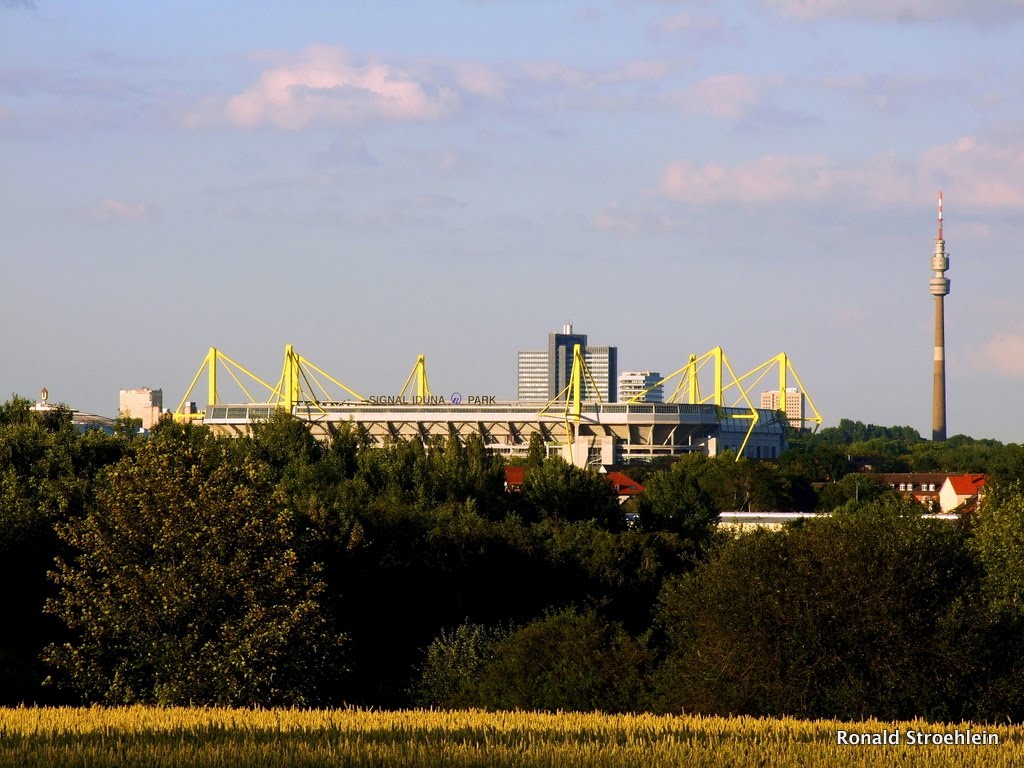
left=0, top=707, right=1019, bottom=768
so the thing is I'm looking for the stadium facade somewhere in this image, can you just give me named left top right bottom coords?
left=178, top=342, right=803, bottom=466
left=203, top=400, right=787, bottom=466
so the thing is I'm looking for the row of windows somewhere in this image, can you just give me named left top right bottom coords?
left=898, top=483, right=938, bottom=492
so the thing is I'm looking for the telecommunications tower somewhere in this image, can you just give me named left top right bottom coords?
left=929, top=192, right=950, bottom=441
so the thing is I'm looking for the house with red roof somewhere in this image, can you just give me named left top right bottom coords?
left=876, top=473, right=947, bottom=510
left=504, top=465, right=526, bottom=493
left=939, top=474, right=986, bottom=514
left=502, top=466, right=645, bottom=503
left=604, top=471, right=646, bottom=503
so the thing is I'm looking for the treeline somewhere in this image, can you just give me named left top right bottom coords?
left=783, top=418, right=1023, bottom=480
left=4, top=396, right=1024, bottom=722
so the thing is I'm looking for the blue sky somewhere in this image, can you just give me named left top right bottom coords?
left=2, top=0, right=1024, bottom=441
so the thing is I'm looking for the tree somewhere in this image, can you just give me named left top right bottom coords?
left=413, top=434, right=507, bottom=514
left=655, top=496, right=975, bottom=720
left=414, top=621, right=506, bottom=708
left=248, top=409, right=323, bottom=473
left=521, top=456, right=623, bottom=530
left=815, top=472, right=892, bottom=512
left=778, top=443, right=851, bottom=483
left=45, top=426, right=344, bottom=706
left=973, top=481, right=1024, bottom=616
left=0, top=397, right=133, bottom=704
left=988, top=446, right=1024, bottom=491
left=634, top=458, right=717, bottom=547
left=525, top=432, right=546, bottom=469
left=474, top=608, right=652, bottom=712
left=693, top=454, right=794, bottom=512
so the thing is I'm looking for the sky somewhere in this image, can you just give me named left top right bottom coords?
left=2, top=0, right=1023, bottom=442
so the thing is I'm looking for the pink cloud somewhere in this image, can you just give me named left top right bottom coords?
left=816, top=73, right=937, bottom=113
left=654, top=13, right=723, bottom=34
left=593, top=202, right=676, bottom=234
left=76, top=198, right=149, bottom=223
left=662, top=154, right=834, bottom=204
left=836, top=307, right=868, bottom=327
left=522, top=59, right=675, bottom=89
left=450, top=62, right=504, bottom=99
left=919, top=136, right=1024, bottom=209
left=649, top=12, right=733, bottom=41
left=225, top=46, right=458, bottom=129
left=605, top=60, right=675, bottom=83
left=762, top=0, right=1024, bottom=23
left=659, top=136, right=1024, bottom=209
left=972, top=332, right=1024, bottom=379
left=671, top=73, right=783, bottom=119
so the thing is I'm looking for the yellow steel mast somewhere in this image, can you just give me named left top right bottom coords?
left=174, top=345, right=365, bottom=421
left=398, top=355, right=431, bottom=401
left=537, top=343, right=603, bottom=457
left=626, top=346, right=759, bottom=460
left=174, top=347, right=281, bottom=421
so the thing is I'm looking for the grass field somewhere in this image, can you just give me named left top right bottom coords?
left=0, top=707, right=1018, bottom=767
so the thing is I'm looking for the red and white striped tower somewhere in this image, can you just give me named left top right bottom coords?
left=929, top=192, right=950, bottom=441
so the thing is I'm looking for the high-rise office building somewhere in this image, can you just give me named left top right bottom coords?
left=760, top=388, right=804, bottom=430
left=119, top=387, right=164, bottom=430
left=516, top=350, right=549, bottom=401
left=517, top=324, right=617, bottom=402
left=548, top=324, right=589, bottom=399
left=583, top=347, right=617, bottom=403
left=618, top=371, right=664, bottom=403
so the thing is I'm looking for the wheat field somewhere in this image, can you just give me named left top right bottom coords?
left=0, top=708, right=1018, bottom=767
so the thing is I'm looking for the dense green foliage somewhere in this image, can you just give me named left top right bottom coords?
left=4, top=399, right=1024, bottom=721
left=0, top=397, right=135, bottom=703
left=417, top=609, right=652, bottom=712
left=789, top=418, right=1017, bottom=477
left=656, top=497, right=976, bottom=720
left=45, top=424, right=343, bottom=706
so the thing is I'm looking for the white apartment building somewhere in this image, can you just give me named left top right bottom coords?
left=618, top=371, right=664, bottom=403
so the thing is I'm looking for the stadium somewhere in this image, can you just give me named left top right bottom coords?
left=173, top=344, right=820, bottom=466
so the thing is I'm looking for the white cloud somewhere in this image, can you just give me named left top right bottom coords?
left=972, top=332, right=1024, bottom=378
left=225, top=46, right=459, bottom=129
